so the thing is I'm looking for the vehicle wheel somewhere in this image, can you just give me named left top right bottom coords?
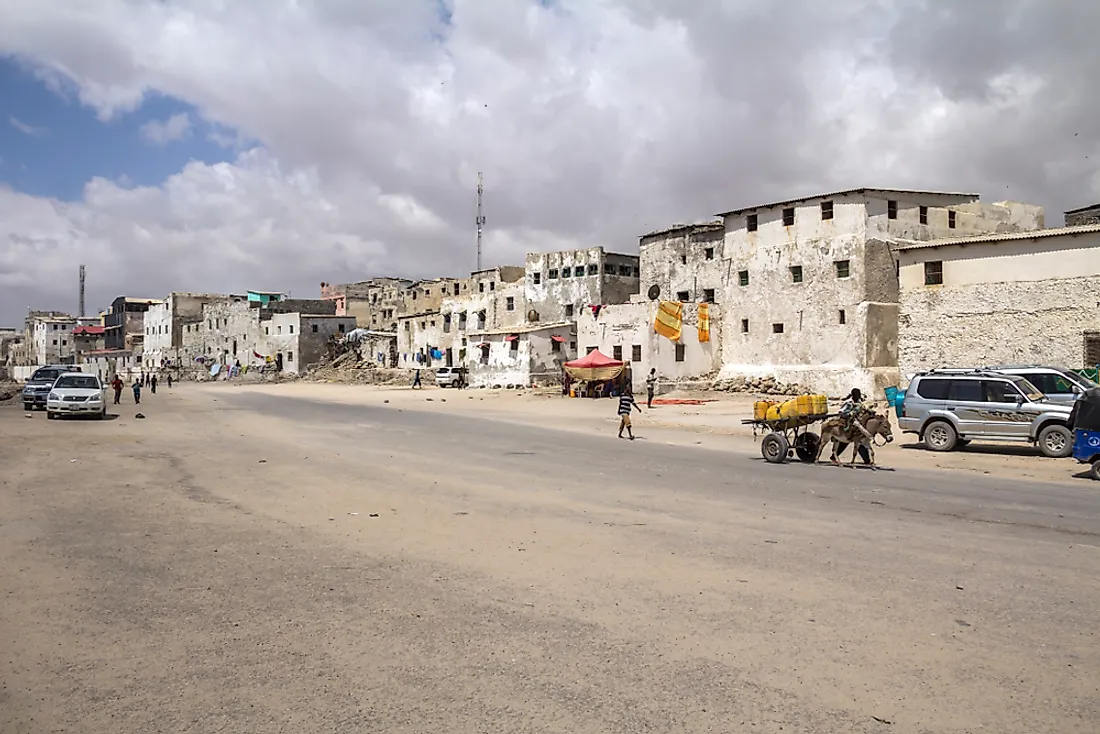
left=794, top=432, right=820, bottom=463
left=23, top=403, right=32, bottom=411
left=46, top=411, right=55, bottom=420
left=1091, top=461, right=1100, bottom=481
left=1037, top=424, right=1073, bottom=459
left=761, top=432, right=789, bottom=464
left=923, top=420, right=958, bottom=452
left=96, top=409, right=106, bottom=420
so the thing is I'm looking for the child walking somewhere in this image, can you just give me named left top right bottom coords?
left=617, top=389, right=642, bottom=440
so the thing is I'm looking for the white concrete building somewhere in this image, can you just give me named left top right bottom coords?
left=264, top=312, right=357, bottom=374
left=143, top=293, right=230, bottom=370
left=27, top=313, right=77, bottom=366
left=713, top=188, right=1044, bottom=395
left=577, top=301, right=721, bottom=391
left=524, top=247, right=640, bottom=325
left=465, top=321, right=575, bottom=388
left=897, top=224, right=1100, bottom=377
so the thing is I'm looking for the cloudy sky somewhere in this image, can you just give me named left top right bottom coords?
left=1, top=0, right=1097, bottom=325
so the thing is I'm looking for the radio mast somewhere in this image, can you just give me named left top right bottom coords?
left=78, top=264, right=86, bottom=317
left=476, top=172, right=486, bottom=271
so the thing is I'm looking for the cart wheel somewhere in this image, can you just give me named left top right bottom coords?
left=794, top=432, right=821, bottom=463
left=1091, top=460, right=1100, bottom=481
left=761, top=432, right=789, bottom=464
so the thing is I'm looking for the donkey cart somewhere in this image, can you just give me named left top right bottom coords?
left=742, top=414, right=831, bottom=464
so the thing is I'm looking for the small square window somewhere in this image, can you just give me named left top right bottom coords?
left=747, top=214, right=758, bottom=232
left=312, top=324, right=318, bottom=333
left=919, top=205, right=928, bottom=225
left=533, top=272, right=541, bottom=285
left=338, top=323, right=346, bottom=333
left=265, top=326, right=270, bottom=335
left=741, top=319, right=749, bottom=333
left=561, top=267, right=571, bottom=279
left=834, top=260, right=850, bottom=279
left=924, top=261, right=944, bottom=286
left=574, top=266, right=585, bottom=277
left=278, top=325, right=283, bottom=334
left=548, top=268, right=558, bottom=280
left=506, top=297, right=515, bottom=311
left=619, top=265, right=632, bottom=276
left=288, top=351, right=294, bottom=361
left=551, top=340, right=561, bottom=353
left=675, top=344, right=685, bottom=362
left=948, top=210, right=957, bottom=229
left=632, top=344, right=642, bottom=362
left=586, top=346, right=597, bottom=354
left=703, top=288, right=715, bottom=303
left=676, top=290, right=690, bottom=302
left=289, top=325, right=294, bottom=334
left=704, top=247, right=715, bottom=260
left=52, top=339, right=57, bottom=345
left=782, top=207, right=795, bottom=226
left=604, top=263, right=615, bottom=274
left=490, top=281, right=496, bottom=291
left=887, top=200, right=898, bottom=219
left=421, top=321, right=426, bottom=329
left=821, top=201, right=833, bottom=220
left=613, top=345, right=623, bottom=361
left=772, top=323, right=784, bottom=334
left=510, top=338, right=518, bottom=351
left=565, top=304, right=575, bottom=318
left=838, top=309, right=846, bottom=324
left=478, top=282, right=485, bottom=293
left=570, top=341, right=576, bottom=350
left=738, top=270, right=749, bottom=286
left=587, top=264, right=598, bottom=276
left=790, top=265, right=803, bottom=283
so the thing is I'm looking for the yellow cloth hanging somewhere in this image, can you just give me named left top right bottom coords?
left=697, top=303, right=710, bottom=343
left=654, top=300, right=683, bottom=342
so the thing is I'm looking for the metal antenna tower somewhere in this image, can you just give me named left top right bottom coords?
left=476, top=172, right=486, bottom=271
left=78, top=264, right=86, bottom=317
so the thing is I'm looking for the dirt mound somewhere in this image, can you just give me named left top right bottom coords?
left=711, top=375, right=810, bottom=397
left=306, top=362, right=412, bottom=386
left=0, top=382, right=21, bottom=403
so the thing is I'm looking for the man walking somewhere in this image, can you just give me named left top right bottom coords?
left=132, top=378, right=142, bottom=405
left=111, top=375, right=123, bottom=405
left=166, top=373, right=173, bottom=388
left=150, top=374, right=158, bottom=394
left=412, top=369, right=422, bottom=389
left=617, top=389, right=642, bottom=440
left=645, top=368, right=658, bottom=408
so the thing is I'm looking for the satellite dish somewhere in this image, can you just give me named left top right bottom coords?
left=527, top=309, right=540, bottom=322
left=647, top=284, right=661, bottom=300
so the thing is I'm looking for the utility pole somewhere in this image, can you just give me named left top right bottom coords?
left=78, top=264, right=86, bottom=317
left=476, top=172, right=486, bottom=271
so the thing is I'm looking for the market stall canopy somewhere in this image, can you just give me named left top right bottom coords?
left=563, top=349, right=624, bottom=381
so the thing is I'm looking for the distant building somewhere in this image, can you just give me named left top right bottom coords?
left=320, top=278, right=413, bottom=331
left=104, top=296, right=163, bottom=352
left=1065, top=203, right=1100, bottom=227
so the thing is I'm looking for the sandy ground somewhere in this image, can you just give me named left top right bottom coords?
left=1, top=383, right=1098, bottom=733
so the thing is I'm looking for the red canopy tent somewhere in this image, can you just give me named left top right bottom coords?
left=563, top=349, right=624, bottom=381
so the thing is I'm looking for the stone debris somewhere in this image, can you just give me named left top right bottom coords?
left=710, top=375, right=810, bottom=396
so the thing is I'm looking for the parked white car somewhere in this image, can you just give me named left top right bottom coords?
left=46, top=372, right=107, bottom=420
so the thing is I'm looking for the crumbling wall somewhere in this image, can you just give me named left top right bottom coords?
left=1065, top=204, right=1100, bottom=227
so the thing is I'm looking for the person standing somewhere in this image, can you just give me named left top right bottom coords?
left=166, top=373, right=173, bottom=388
left=132, top=379, right=142, bottom=405
left=150, top=374, right=158, bottom=394
left=412, top=369, right=422, bottom=389
left=645, top=368, right=658, bottom=408
left=111, top=375, right=123, bottom=405
left=617, top=389, right=642, bottom=440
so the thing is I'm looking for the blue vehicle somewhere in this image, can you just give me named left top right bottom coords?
left=1070, top=387, right=1100, bottom=480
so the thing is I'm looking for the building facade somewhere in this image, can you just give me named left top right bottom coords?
left=524, top=247, right=640, bottom=325
left=143, top=293, right=231, bottom=370
left=897, top=224, right=1100, bottom=377
left=104, top=296, right=162, bottom=352
left=1065, top=203, right=1100, bottom=227
left=320, top=278, right=413, bottom=331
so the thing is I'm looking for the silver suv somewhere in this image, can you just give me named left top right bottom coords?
left=985, top=365, right=1096, bottom=405
left=22, top=365, right=79, bottom=410
left=899, top=370, right=1074, bottom=458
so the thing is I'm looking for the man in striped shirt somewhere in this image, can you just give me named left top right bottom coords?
left=617, top=389, right=642, bottom=440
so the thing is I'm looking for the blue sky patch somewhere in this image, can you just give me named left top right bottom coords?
left=0, top=56, right=237, bottom=201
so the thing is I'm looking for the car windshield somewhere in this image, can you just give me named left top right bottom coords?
left=31, top=369, right=62, bottom=382
left=1013, top=377, right=1044, bottom=401
left=54, top=375, right=100, bottom=390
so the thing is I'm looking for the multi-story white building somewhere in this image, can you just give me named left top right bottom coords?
left=25, top=312, right=77, bottom=366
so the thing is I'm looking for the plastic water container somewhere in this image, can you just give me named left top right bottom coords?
left=812, top=394, right=828, bottom=415
left=795, top=394, right=814, bottom=415
left=754, top=401, right=775, bottom=421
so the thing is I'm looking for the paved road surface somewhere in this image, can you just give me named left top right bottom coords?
left=2, top=387, right=1097, bottom=733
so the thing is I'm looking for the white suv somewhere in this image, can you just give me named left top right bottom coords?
left=46, top=372, right=107, bottom=420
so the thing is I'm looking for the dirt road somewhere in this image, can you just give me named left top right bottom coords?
left=2, top=384, right=1097, bottom=733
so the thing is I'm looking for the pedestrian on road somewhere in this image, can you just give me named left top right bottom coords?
left=412, top=369, right=422, bottom=389
left=111, top=375, right=123, bottom=405
left=132, top=379, right=142, bottom=405
left=166, top=373, right=173, bottom=388
left=646, top=368, right=658, bottom=408
left=617, top=389, right=642, bottom=440
left=151, top=374, right=158, bottom=394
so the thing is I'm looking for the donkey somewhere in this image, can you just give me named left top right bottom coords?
left=815, top=407, right=894, bottom=469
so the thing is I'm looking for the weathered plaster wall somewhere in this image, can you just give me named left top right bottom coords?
left=638, top=225, right=725, bottom=304
left=266, top=313, right=356, bottom=373
left=463, top=323, right=574, bottom=388
left=1066, top=204, right=1100, bottom=227
left=397, top=312, right=444, bottom=368
left=867, top=197, right=1044, bottom=243
left=577, top=302, right=721, bottom=391
left=524, top=248, right=640, bottom=325
left=898, top=231, right=1100, bottom=376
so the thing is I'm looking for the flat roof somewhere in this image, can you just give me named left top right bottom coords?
left=715, top=187, right=980, bottom=218
left=894, top=223, right=1100, bottom=251
left=466, top=321, right=574, bottom=337
left=641, top=221, right=724, bottom=239
left=1065, top=202, right=1100, bottom=215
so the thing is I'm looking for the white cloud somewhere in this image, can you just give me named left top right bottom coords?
left=139, top=112, right=192, bottom=144
left=0, top=0, right=1098, bottom=323
left=9, top=115, right=47, bottom=137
